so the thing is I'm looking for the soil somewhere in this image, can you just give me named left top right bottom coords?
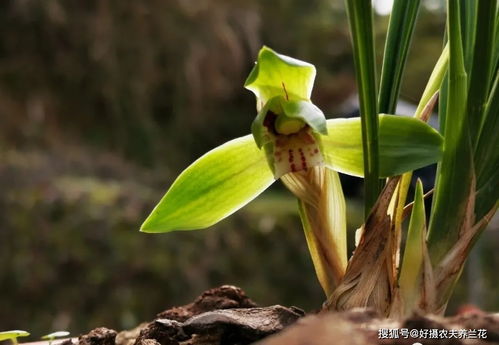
left=65, top=285, right=498, bottom=345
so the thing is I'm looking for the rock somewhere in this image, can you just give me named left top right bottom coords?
left=182, top=305, right=304, bottom=344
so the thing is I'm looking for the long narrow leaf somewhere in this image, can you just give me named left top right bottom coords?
left=345, top=0, right=380, bottom=217
left=393, top=46, right=448, bottom=276
left=398, top=180, right=427, bottom=316
left=466, top=0, right=496, bottom=146
left=415, top=44, right=449, bottom=119
left=492, top=8, right=499, bottom=79
left=459, top=0, right=477, bottom=71
left=378, top=0, right=421, bottom=114
left=475, top=69, right=499, bottom=219
left=428, top=0, right=471, bottom=265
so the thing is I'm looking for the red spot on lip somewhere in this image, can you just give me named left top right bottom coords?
left=298, top=148, right=306, bottom=161
left=290, top=163, right=296, bottom=172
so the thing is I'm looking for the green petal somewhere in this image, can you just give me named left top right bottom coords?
left=141, top=135, right=275, bottom=232
left=322, top=114, right=444, bottom=177
left=244, top=46, right=316, bottom=105
left=282, top=100, right=328, bottom=135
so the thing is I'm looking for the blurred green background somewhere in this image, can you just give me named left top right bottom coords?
left=0, top=0, right=497, bottom=336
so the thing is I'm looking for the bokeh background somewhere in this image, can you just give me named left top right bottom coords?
left=1, top=0, right=497, bottom=336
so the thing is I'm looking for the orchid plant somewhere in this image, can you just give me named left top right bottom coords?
left=141, top=46, right=443, bottom=299
left=141, top=0, right=498, bottom=319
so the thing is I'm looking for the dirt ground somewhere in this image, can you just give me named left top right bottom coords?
left=65, top=285, right=499, bottom=345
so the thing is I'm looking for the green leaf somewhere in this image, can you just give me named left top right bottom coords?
left=244, top=46, right=316, bottom=105
left=393, top=45, right=448, bottom=267
left=475, top=70, right=499, bottom=219
left=378, top=0, right=421, bottom=114
left=282, top=99, right=328, bottom=135
left=321, top=115, right=443, bottom=178
left=415, top=44, right=449, bottom=119
left=460, top=0, right=478, bottom=72
left=0, top=331, right=30, bottom=341
left=141, top=135, right=275, bottom=232
left=344, top=0, right=380, bottom=216
left=466, top=0, right=496, bottom=147
left=427, top=0, right=472, bottom=265
left=398, top=179, right=427, bottom=315
left=492, top=9, right=499, bottom=76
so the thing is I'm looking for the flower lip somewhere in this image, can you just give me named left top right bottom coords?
left=271, top=127, right=324, bottom=177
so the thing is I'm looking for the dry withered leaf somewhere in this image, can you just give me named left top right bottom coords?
left=326, top=177, right=401, bottom=315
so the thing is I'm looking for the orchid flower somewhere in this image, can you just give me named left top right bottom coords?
left=141, top=46, right=443, bottom=296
